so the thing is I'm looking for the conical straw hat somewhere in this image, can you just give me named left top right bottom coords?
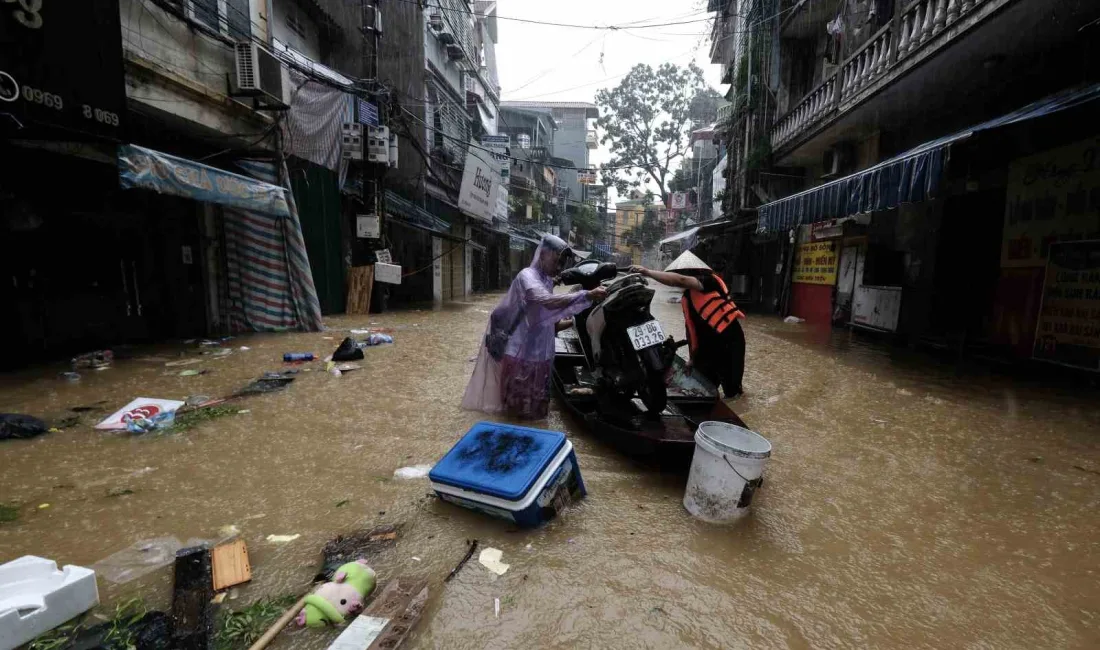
left=664, top=250, right=711, bottom=273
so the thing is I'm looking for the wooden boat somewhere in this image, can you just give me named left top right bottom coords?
left=552, top=334, right=748, bottom=471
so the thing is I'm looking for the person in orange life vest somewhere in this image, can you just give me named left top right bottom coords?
left=630, top=251, right=746, bottom=398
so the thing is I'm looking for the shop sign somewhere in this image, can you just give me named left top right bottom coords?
left=811, top=219, right=843, bottom=241
left=480, top=135, right=510, bottom=181
left=0, top=0, right=125, bottom=138
left=1033, top=240, right=1100, bottom=371
left=1002, top=136, right=1100, bottom=268
left=458, top=145, right=498, bottom=223
left=792, top=240, right=839, bottom=285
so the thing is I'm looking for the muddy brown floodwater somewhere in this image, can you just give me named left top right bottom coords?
left=2, top=285, right=1099, bottom=649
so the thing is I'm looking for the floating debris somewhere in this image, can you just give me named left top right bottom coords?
left=393, top=465, right=433, bottom=479
left=478, top=548, right=509, bottom=576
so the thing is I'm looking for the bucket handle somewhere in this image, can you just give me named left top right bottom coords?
left=724, top=454, right=764, bottom=509
left=722, top=454, right=753, bottom=483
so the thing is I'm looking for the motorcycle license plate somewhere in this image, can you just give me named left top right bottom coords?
left=627, top=320, right=664, bottom=351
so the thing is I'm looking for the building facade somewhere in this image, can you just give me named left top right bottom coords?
left=706, top=0, right=1100, bottom=368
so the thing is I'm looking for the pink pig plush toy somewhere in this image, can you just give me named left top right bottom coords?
left=296, top=559, right=377, bottom=627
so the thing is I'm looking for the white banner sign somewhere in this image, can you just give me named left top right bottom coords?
left=458, top=145, right=499, bottom=223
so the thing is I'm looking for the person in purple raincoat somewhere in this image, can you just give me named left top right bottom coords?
left=462, top=235, right=607, bottom=420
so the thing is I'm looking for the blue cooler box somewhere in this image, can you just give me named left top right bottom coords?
left=429, top=422, right=586, bottom=527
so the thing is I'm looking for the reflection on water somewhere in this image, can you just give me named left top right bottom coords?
left=1, top=290, right=1098, bottom=649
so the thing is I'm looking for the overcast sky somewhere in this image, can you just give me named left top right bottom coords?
left=494, top=1, right=727, bottom=208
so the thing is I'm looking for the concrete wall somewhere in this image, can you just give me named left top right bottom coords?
left=424, top=14, right=466, bottom=100
left=271, top=0, right=322, bottom=60
left=375, top=0, right=428, bottom=192
left=119, top=0, right=271, bottom=141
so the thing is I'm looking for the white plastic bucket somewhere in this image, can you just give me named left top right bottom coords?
left=683, top=421, right=771, bottom=523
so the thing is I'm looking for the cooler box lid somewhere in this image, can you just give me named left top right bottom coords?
left=430, top=422, right=567, bottom=501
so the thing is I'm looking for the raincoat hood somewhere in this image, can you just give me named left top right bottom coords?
left=532, top=234, right=574, bottom=275
left=664, top=250, right=711, bottom=274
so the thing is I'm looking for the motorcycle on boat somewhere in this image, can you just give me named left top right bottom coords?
left=558, top=259, right=678, bottom=415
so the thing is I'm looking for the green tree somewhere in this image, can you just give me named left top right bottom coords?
left=621, top=209, right=665, bottom=251
left=668, top=165, right=692, bottom=194
left=595, top=62, right=713, bottom=205
left=571, top=205, right=604, bottom=248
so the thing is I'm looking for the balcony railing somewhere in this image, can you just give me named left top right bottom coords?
left=771, top=73, right=838, bottom=148
left=717, top=103, right=734, bottom=127
left=771, top=0, right=988, bottom=151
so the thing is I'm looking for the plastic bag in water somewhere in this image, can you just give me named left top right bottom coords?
left=92, top=537, right=209, bottom=584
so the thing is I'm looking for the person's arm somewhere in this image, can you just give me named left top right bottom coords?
left=520, top=270, right=605, bottom=319
left=555, top=318, right=574, bottom=333
left=630, top=266, right=703, bottom=292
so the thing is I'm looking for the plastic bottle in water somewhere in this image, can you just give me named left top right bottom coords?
left=283, top=352, right=315, bottom=362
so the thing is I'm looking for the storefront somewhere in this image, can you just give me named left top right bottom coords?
left=756, top=83, right=1100, bottom=361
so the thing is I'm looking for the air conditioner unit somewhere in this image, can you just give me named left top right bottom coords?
left=235, top=42, right=283, bottom=103
left=445, top=43, right=464, bottom=60
left=428, top=13, right=445, bottom=31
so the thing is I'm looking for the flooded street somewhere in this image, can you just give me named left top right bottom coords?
left=2, top=288, right=1099, bottom=649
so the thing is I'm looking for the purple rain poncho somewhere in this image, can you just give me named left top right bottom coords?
left=462, top=235, right=592, bottom=419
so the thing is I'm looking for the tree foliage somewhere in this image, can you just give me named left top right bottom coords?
left=621, top=209, right=665, bottom=252
left=571, top=205, right=604, bottom=247
left=596, top=62, right=713, bottom=205
left=668, top=165, right=692, bottom=194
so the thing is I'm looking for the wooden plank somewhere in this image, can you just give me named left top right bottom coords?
left=363, top=578, right=426, bottom=619
left=347, top=265, right=374, bottom=315
left=368, top=586, right=429, bottom=650
left=211, top=539, right=252, bottom=591
left=365, top=579, right=429, bottom=650
left=172, top=546, right=215, bottom=650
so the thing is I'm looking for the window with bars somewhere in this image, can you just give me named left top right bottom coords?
left=185, top=0, right=251, bottom=41
left=427, top=82, right=470, bottom=163
left=432, top=0, right=477, bottom=63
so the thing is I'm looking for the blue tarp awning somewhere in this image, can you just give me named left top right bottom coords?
left=118, top=145, right=291, bottom=218
left=758, top=83, right=1100, bottom=233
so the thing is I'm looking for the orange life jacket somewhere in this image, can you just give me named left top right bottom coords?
left=682, top=273, right=745, bottom=355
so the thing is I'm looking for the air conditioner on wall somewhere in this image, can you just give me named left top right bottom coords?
left=235, top=42, right=284, bottom=104
left=428, top=13, right=445, bottom=31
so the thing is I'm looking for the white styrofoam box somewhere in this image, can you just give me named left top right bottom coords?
left=0, top=556, right=100, bottom=650
left=356, top=215, right=380, bottom=239
left=374, top=262, right=402, bottom=285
